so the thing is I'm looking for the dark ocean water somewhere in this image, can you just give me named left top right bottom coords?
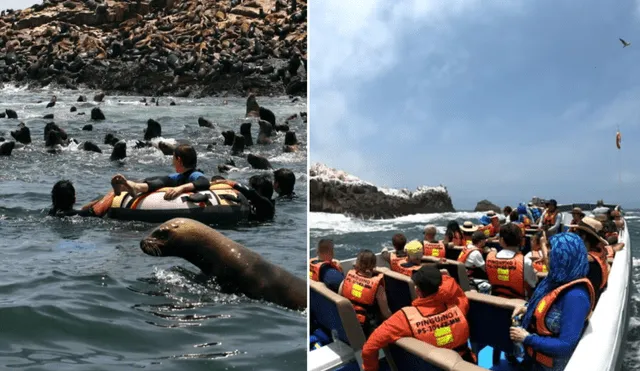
left=0, top=86, right=307, bottom=371
left=310, top=209, right=640, bottom=370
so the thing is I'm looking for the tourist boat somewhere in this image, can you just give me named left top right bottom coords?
left=309, top=203, right=631, bottom=371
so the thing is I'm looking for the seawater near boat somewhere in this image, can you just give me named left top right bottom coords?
left=107, top=182, right=251, bottom=226
left=309, top=203, right=631, bottom=371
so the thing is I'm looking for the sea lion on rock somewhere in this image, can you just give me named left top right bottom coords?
left=144, top=119, right=162, bottom=140
left=43, top=113, right=54, bottom=119
left=81, top=141, right=102, bottom=153
left=140, top=218, right=306, bottom=311
left=283, top=131, right=298, bottom=153
left=222, top=130, right=235, bottom=146
left=5, top=109, right=18, bottom=119
left=0, top=141, right=16, bottom=156
left=231, top=135, right=245, bottom=156
left=240, top=122, right=253, bottom=146
left=91, top=107, right=105, bottom=120
left=247, top=153, right=272, bottom=170
left=104, top=133, right=119, bottom=146
left=11, top=123, right=31, bottom=145
left=198, top=117, right=214, bottom=128
left=82, top=124, right=93, bottom=131
left=110, top=141, right=126, bottom=161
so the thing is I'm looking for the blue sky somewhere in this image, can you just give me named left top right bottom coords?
left=310, top=0, right=640, bottom=210
left=1, top=0, right=39, bottom=11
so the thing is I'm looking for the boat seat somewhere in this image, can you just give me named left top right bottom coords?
left=446, top=246, right=463, bottom=261
left=377, top=267, right=417, bottom=313
left=387, top=337, right=463, bottom=371
left=422, top=257, right=471, bottom=292
left=465, top=291, right=526, bottom=355
left=309, top=280, right=366, bottom=350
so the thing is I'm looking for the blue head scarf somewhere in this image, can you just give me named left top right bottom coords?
left=521, top=232, right=590, bottom=329
left=517, top=204, right=527, bottom=215
left=480, top=215, right=491, bottom=226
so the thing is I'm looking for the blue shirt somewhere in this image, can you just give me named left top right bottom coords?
left=320, top=265, right=344, bottom=293
left=523, top=285, right=591, bottom=371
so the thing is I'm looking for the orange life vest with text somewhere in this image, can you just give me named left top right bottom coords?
left=391, top=258, right=422, bottom=278
left=309, top=258, right=343, bottom=282
left=424, top=241, right=446, bottom=258
left=542, top=210, right=558, bottom=229
left=341, top=269, right=384, bottom=324
left=390, top=252, right=407, bottom=272
left=525, top=278, right=595, bottom=368
left=486, top=250, right=528, bottom=299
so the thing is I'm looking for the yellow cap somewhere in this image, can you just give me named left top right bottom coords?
left=405, top=240, right=423, bottom=255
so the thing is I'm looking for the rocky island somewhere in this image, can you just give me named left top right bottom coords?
left=310, top=163, right=456, bottom=219
left=0, top=0, right=306, bottom=97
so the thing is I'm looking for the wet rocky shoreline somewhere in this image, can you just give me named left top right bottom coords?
left=0, top=0, right=306, bottom=97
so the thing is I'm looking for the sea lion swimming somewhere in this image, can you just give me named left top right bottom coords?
left=140, top=218, right=306, bottom=311
left=0, top=141, right=16, bottom=156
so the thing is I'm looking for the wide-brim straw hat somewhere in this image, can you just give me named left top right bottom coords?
left=460, top=221, right=478, bottom=233
left=568, top=217, right=609, bottom=246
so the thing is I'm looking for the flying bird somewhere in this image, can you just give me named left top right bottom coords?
left=620, top=38, right=631, bottom=48
left=616, top=130, right=622, bottom=149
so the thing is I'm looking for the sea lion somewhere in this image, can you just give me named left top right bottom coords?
left=231, top=135, right=245, bottom=156
left=71, top=106, right=77, bottom=112
left=44, top=122, right=68, bottom=142
left=157, top=141, right=175, bottom=155
left=94, top=92, right=105, bottom=102
left=110, top=141, right=126, bottom=161
left=81, top=141, right=102, bottom=153
left=77, top=95, right=86, bottom=102
left=46, top=95, right=56, bottom=108
left=5, top=109, right=18, bottom=119
left=283, top=131, right=298, bottom=153
left=11, top=123, right=31, bottom=145
left=0, top=141, right=16, bottom=156
left=257, top=120, right=273, bottom=145
left=246, top=93, right=260, bottom=118
left=43, top=113, right=54, bottom=119
left=198, top=117, right=214, bottom=128
left=222, top=130, right=235, bottom=146
left=82, top=124, right=93, bottom=131
left=144, top=119, right=162, bottom=140
left=240, top=122, right=253, bottom=146
left=140, top=218, right=306, bottom=311
left=91, top=107, right=105, bottom=120
left=247, top=153, right=272, bottom=170
left=104, top=133, right=119, bottom=146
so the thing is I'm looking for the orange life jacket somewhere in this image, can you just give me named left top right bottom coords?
left=401, top=305, right=476, bottom=363
left=389, top=252, right=406, bottom=272
left=478, top=225, right=492, bottom=237
left=423, top=241, right=446, bottom=258
left=522, top=216, right=531, bottom=228
left=530, top=250, right=548, bottom=273
left=391, top=258, right=422, bottom=278
left=588, top=250, right=609, bottom=290
left=309, top=258, right=343, bottom=281
left=486, top=250, right=528, bottom=299
left=342, top=269, right=384, bottom=324
left=515, top=222, right=526, bottom=247
left=489, top=223, right=500, bottom=237
left=605, top=245, right=614, bottom=260
left=462, top=235, right=473, bottom=247
left=457, top=246, right=482, bottom=277
left=542, top=210, right=557, bottom=228
left=525, top=278, right=595, bottom=368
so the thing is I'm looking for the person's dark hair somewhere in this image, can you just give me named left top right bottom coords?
left=509, top=210, right=519, bottom=222
left=211, top=175, right=226, bottom=181
left=499, top=223, right=522, bottom=247
left=471, top=231, right=486, bottom=245
left=51, top=180, right=76, bottom=213
left=355, top=249, right=377, bottom=274
left=445, top=221, right=462, bottom=241
left=392, top=233, right=407, bottom=251
left=503, top=206, right=513, bottom=215
left=249, top=174, right=274, bottom=200
left=174, top=144, right=197, bottom=168
left=412, top=265, right=442, bottom=296
left=273, top=168, right=295, bottom=196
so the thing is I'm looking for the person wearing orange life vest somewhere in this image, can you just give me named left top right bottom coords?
left=568, top=207, right=585, bottom=233
left=391, top=240, right=424, bottom=277
left=487, top=211, right=501, bottom=238
left=538, top=199, right=562, bottom=237
left=510, top=233, right=595, bottom=371
left=486, top=223, right=538, bottom=299
left=381, top=233, right=408, bottom=271
left=567, top=217, right=611, bottom=304
left=309, top=239, right=344, bottom=293
left=525, top=231, right=549, bottom=274
left=458, top=231, right=491, bottom=281
left=339, top=249, right=392, bottom=336
left=361, top=265, right=476, bottom=371
left=508, top=210, right=527, bottom=248
left=422, top=224, right=446, bottom=258
left=460, top=221, right=478, bottom=246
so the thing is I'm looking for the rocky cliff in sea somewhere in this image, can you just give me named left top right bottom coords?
left=309, top=163, right=456, bottom=219
left=0, top=0, right=306, bottom=97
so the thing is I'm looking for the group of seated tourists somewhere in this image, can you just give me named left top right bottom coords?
left=309, top=200, right=625, bottom=371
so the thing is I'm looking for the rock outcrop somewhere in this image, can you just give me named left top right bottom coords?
left=310, top=163, right=455, bottom=219
left=474, top=199, right=500, bottom=213
left=0, top=0, right=307, bottom=97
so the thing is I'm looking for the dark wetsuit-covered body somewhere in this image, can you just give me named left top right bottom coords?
left=48, top=208, right=96, bottom=218
left=145, top=168, right=210, bottom=192
left=231, top=182, right=275, bottom=222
